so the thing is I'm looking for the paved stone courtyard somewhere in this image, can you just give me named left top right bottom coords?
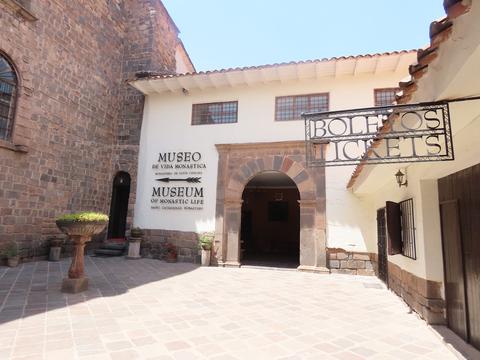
left=0, top=258, right=464, bottom=360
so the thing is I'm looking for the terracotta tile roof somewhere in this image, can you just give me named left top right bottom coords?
left=347, top=0, right=472, bottom=189
left=133, top=50, right=416, bottom=81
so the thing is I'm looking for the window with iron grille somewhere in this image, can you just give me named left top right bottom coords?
left=374, top=88, right=399, bottom=107
left=191, top=101, right=238, bottom=125
left=399, top=198, right=416, bottom=259
left=275, top=93, right=329, bottom=121
left=0, top=54, right=18, bottom=141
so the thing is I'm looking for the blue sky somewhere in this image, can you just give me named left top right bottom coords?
left=162, top=1, right=446, bottom=72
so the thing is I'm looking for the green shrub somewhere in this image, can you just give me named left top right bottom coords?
left=199, top=233, right=213, bottom=250
left=1, top=242, right=18, bottom=258
left=56, top=212, right=109, bottom=222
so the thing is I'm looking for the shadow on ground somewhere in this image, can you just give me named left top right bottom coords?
left=0, top=256, right=198, bottom=326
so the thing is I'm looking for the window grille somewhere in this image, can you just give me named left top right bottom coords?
left=268, top=201, right=289, bottom=222
left=191, top=101, right=238, bottom=125
left=275, top=93, right=329, bottom=121
left=0, top=54, right=18, bottom=141
left=374, top=88, right=399, bottom=107
left=399, top=198, right=416, bottom=259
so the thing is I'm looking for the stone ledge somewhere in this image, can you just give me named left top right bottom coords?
left=1, top=0, right=38, bottom=21
left=0, top=139, right=28, bottom=153
left=141, top=229, right=201, bottom=263
left=297, top=265, right=329, bottom=273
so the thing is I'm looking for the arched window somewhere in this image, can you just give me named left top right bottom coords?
left=0, top=54, right=18, bottom=141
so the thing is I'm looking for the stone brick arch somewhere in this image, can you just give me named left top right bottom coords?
left=214, top=141, right=327, bottom=272
left=226, top=156, right=316, bottom=202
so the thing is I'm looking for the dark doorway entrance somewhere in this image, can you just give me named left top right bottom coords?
left=439, top=163, right=480, bottom=350
left=107, top=171, right=131, bottom=239
left=240, top=171, right=300, bottom=268
left=376, top=208, right=388, bottom=284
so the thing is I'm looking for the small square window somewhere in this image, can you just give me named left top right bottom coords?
left=191, top=101, right=238, bottom=125
left=374, top=88, right=399, bottom=107
left=275, top=93, right=329, bottom=121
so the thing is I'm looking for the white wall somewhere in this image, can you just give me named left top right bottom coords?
left=352, top=95, right=480, bottom=281
left=134, top=72, right=408, bottom=250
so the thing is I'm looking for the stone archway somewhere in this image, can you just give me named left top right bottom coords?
left=214, top=141, right=328, bottom=272
left=241, top=171, right=300, bottom=266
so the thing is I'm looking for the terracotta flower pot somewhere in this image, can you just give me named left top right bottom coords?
left=166, top=253, right=177, bottom=263
left=130, top=228, right=144, bottom=238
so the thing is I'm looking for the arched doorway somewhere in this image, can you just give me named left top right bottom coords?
left=240, top=171, right=300, bottom=267
left=107, top=171, right=131, bottom=239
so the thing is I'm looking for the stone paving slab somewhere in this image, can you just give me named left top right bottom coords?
left=0, top=257, right=464, bottom=359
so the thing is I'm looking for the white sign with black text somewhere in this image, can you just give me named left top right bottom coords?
left=150, top=151, right=206, bottom=211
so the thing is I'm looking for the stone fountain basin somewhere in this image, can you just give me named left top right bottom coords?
left=55, top=220, right=107, bottom=237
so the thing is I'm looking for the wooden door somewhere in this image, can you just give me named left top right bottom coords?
left=376, top=208, right=388, bottom=284
left=440, top=200, right=468, bottom=341
left=464, top=165, right=480, bottom=348
left=439, top=163, right=480, bottom=349
left=107, top=172, right=131, bottom=239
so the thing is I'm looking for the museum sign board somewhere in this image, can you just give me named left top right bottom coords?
left=150, top=151, right=206, bottom=211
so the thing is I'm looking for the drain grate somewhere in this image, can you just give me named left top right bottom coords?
left=363, top=282, right=383, bottom=289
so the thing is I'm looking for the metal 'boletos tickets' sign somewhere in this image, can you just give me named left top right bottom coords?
left=304, top=101, right=454, bottom=167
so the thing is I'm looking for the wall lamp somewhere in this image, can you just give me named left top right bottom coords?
left=395, top=169, right=408, bottom=188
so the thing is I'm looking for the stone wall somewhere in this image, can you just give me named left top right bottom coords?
left=388, top=262, right=445, bottom=324
left=327, top=248, right=375, bottom=275
left=0, top=0, right=186, bottom=261
left=215, top=141, right=327, bottom=271
left=141, top=229, right=200, bottom=263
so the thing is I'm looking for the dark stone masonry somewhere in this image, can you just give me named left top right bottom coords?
left=0, top=0, right=192, bottom=262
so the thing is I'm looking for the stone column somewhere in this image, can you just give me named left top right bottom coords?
left=297, top=200, right=329, bottom=273
left=223, top=199, right=243, bottom=267
left=213, top=147, right=228, bottom=266
left=62, top=235, right=90, bottom=293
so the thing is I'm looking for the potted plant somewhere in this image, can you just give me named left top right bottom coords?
left=56, top=211, right=108, bottom=293
left=199, top=233, right=213, bottom=266
left=127, top=226, right=143, bottom=260
left=2, top=242, right=19, bottom=267
left=164, top=242, right=177, bottom=263
left=130, top=227, right=144, bottom=238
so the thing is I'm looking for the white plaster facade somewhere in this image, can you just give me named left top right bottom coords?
left=131, top=52, right=415, bottom=253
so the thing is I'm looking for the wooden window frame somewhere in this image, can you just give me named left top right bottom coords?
left=374, top=88, right=399, bottom=107
left=0, top=52, right=19, bottom=143
left=191, top=101, right=238, bottom=125
left=385, top=199, right=417, bottom=259
left=274, top=93, right=329, bottom=122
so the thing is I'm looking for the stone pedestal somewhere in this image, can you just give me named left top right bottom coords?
left=127, top=239, right=141, bottom=259
left=62, top=277, right=89, bottom=293
left=67, top=235, right=88, bottom=279
left=201, top=250, right=211, bottom=266
left=62, top=235, right=89, bottom=293
left=49, top=246, right=61, bottom=261
left=56, top=219, right=107, bottom=294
